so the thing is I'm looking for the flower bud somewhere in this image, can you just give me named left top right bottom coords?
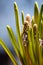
left=26, top=14, right=31, bottom=22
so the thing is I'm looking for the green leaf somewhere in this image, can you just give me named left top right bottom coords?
left=7, top=25, right=26, bottom=65
left=30, top=27, right=37, bottom=61
left=34, top=2, right=39, bottom=24
left=7, top=25, right=19, bottom=54
left=28, top=28, right=36, bottom=65
left=14, top=2, right=27, bottom=65
left=38, top=4, right=43, bottom=38
left=33, top=24, right=42, bottom=65
left=31, top=16, right=35, bottom=27
left=14, top=2, right=24, bottom=56
left=21, top=11, right=24, bottom=25
left=0, top=39, right=18, bottom=65
left=40, top=21, right=43, bottom=39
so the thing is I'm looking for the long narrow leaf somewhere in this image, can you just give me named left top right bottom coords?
left=7, top=25, right=19, bottom=55
left=0, top=39, right=18, bottom=65
left=38, top=4, right=43, bottom=38
left=30, top=27, right=37, bottom=62
left=7, top=25, right=26, bottom=65
left=14, top=2, right=24, bottom=56
left=21, top=11, right=24, bottom=25
left=33, top=24, right=42, bottom=65
left=28, top=28, right=36, bottom=65
left=14, top=2, right=27, bottom=65
left=31, top=16, right=35, bottom=27
left=34, top=2, right=39, bottom=24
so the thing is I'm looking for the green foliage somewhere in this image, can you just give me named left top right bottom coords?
left=0, top=1, right=43, bottom=65
left=21, top=11, right=24, bottom=25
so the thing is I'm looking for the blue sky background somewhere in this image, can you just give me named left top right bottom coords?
left=0, top=0, right=43, bottom=49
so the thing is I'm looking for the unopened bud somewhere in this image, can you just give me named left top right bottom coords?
left=26, top=14, right=31, bottom=22
left=39, top=39, right=43, bottom=46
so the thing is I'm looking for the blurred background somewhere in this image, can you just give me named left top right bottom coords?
left=0, top=0, right=43, bottom=65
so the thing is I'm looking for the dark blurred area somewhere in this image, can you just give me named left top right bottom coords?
left=0, top=53, right=13, bottom=65
left=0, top=45, right=21, bottom=65
left=0, top=46, right=13, bottom=65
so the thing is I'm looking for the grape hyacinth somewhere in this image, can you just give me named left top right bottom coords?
left=0, top=1, right=43, bottom=65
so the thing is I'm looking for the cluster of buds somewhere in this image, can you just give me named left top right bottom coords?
left=22, top=14, right=31, bottom=47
